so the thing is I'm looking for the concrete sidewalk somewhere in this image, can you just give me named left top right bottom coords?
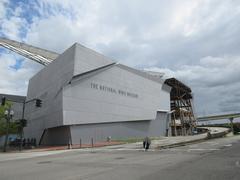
left=102, top=127, right=230, bottom=150
left=0, top=127, right=230, bottom=162
left=0, top=140, right=124, bottom=153
left=0, top=127, right=230, bottom=155
left=155, top=127, right=230, bottom=149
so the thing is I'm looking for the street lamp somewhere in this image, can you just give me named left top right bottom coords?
left=3, top=109, right=14, bottom=152
left=5, top=110, right=14, bottom=117
left=1, top=96, right=42, bottom=151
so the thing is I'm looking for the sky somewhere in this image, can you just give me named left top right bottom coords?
left=0, top=0, right=240, bottom=116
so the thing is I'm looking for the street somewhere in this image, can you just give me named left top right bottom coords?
left=0, top=135, right=240, bottom=180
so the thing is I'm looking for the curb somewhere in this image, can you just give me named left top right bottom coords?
left=156, top=129, right=230, bottom=150
left=156, top=137, right=206, bottom=149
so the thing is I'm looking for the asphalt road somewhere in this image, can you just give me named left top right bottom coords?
left=0, top=135, right=240, bottom=180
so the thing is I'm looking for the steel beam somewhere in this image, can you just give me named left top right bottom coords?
left=198, top=113, right=240, bottom=122
left=0, top=38, right=59, bottom=66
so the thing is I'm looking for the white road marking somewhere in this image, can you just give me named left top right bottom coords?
left=224, top=144, right=232, bottom=147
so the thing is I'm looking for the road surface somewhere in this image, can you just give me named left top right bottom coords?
left=0, top=135, right=239, bottom=180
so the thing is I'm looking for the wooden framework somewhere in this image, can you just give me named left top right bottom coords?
left=165, top=78, right=196, bottom=136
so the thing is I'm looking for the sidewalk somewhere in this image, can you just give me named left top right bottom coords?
left=102, top=127, right=230, bottom=150
left=153, top=127, right=230, bottom=149
left=155, top=127, right=230, bottom=149
left=0, top=127, right=230, bottom=154
left=14, top=141, right=124, bottom=152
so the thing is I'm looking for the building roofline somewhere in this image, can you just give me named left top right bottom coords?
left=71, top=62, right=172, bottom=93
left=73, top=43, right=116, bottom=63
left=116, top=64, right=165, bottom=84
left=71, top=62, right=116, bottom=83
left=0, top=93, right=26, bottom=103
left=164, top=78, right=191, bottom=92
left=116, top=64, right=171, bottom=92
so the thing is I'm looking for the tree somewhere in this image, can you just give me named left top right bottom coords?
left=0, top=101, right=20, bottom=136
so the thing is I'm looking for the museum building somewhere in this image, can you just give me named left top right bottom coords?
left=24, top=43, right=172, bottom=145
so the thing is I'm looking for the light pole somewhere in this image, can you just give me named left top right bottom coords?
left=1, top=96, right=42, bottom=151
left=3, top=109, right=14, bottom=152
left=19, top=98, right=41, bottom=151
left=19, top=100, right=25, bottom=151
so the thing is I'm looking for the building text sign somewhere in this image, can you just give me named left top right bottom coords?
left=91, top=82, right=138, bottom=98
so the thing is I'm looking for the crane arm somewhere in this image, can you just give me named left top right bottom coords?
left=0, top=38, right=59, bottom=66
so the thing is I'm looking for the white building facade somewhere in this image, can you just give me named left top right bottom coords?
left=24, top=43, right=171, bottom=145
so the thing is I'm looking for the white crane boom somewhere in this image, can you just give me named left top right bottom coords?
left=0, top=38, right=59, bottom=66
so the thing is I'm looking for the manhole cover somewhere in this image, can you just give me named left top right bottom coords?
left=37, top=161, right=52, bottom=164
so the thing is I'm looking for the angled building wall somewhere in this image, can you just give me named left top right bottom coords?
left=24, top=43, right=171, bottom=145
left=62, top=64, right=170, bottom=125
left=24, top=44, right=76, bottom=142
left=70, top=111, right=168, bottom=144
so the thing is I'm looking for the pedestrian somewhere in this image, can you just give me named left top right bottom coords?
left=143, top=136, right=151, bottom=151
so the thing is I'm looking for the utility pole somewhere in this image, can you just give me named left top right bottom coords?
left=19, top=98, right=42, bottom=151
left=19, top=100, right=26, bottom=151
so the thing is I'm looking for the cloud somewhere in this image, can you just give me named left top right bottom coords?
left=23, top=0, right=240, bottom=67
left=0, top=0, right=240, bottom=115
left=0, top=0, right=30, bottom=40
left=0, top=52, right=43, bottom=95
left=0, top=0, right=7, bottom=20
left=145, top=55, right=240, bottom=115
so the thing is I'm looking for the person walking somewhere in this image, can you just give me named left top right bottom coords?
left=143, top=136, right=151, bottom=151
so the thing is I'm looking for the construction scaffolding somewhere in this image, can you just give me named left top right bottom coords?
left=164, top=78, right=196, bottom=136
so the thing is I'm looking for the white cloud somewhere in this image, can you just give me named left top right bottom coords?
left=145, top=55, right=240, bottom=115
left=0, top=0, right=240, bottom=115
left=0, top=0, right=8, bottom=20
left=0, top=0, right=29, bottom=41
left=1, top=16, right=28, bottom=40
left=0, top=53, right=42, bottom=95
